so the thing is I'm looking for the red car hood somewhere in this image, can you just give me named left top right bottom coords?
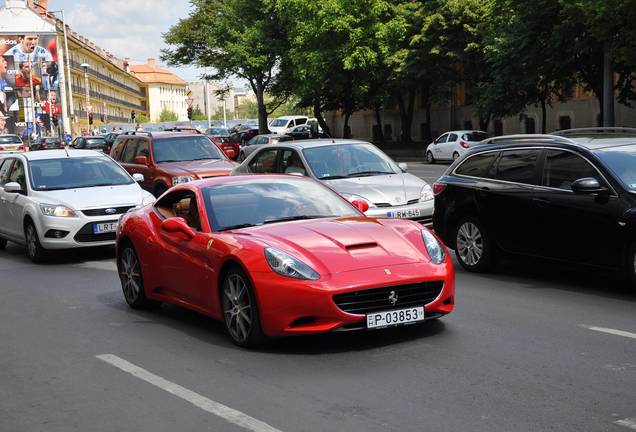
left=244, top=217, right=428, bottom=275
left=160, top=159, right=237, bottom=177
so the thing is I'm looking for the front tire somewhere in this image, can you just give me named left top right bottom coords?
left=221, top=267, right=265, bottom=348
left=118, top=244, right=158, bottom=309
left=0, top=237, right=7, bottom=250
left=426, top=151, right=435, bottom=164
left=452, top=152, right=460, bottom=161
left=24, top=221, right=47, bottom=263
left=454, top=217, right=493, bottom=272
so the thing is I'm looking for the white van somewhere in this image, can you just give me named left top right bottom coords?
left=268, top=116, right=308, bottom=134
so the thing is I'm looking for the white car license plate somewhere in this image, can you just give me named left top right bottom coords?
left=366, top=306, right=425, bottom=329
left=390, top=209, right=421, bottom=219
left=93, top=222, right=118, bottom=234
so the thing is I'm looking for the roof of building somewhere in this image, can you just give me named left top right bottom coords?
left=130, top=61, right=187, bottom=86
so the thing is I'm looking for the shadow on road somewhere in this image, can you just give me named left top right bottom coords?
left=1, top=242, right=115, bottom=265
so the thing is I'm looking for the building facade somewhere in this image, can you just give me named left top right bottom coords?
left=130, top=59, right=187, bottom=123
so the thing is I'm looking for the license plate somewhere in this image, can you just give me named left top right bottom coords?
left=389, top=209, right=422, bottom=219
left=93, top=222, right=118, bottom=234
left=367, top=306, right=425, bottom=329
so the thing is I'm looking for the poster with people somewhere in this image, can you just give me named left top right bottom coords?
left=0, top=33, right=59, bottom=138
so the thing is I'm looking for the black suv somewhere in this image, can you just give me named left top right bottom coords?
left=433, top=128, right=636, bottom=287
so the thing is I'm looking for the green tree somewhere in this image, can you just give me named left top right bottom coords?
left=159, top=109, right=178, bottom=122
left=192, top=106, right=207, bottom=121
left=135, top=113, right=149, bottom=124
left=162, top=0, right=289, bottom=134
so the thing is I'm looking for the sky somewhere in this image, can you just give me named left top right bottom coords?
left=7, top=0, right=206, bottom=82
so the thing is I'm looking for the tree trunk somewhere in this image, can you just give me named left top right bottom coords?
left=540, top=98, right=547, bottom=133
left=313, top=98, right=331, bottom=138
left=479, top=115, right=490, bottom=132
left=255, top=83, right=269, bottom=134
left=397, top=90, right=415, bottom=144
left=343, top=112, right=352, bottom=139
left=374, top=103, right=384, bottom=143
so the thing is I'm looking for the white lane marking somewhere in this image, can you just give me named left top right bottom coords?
left=75, top=261, right=117, bottom=271
left=580, top=325, right=636, bottom=340
left=96, top=354, right=283, bottom=432
left=616, top=418, right=636, bottom=430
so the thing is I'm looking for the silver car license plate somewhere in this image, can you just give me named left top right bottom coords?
left=390, top=209, right=421, bottom=219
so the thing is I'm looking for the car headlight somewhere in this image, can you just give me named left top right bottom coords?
left=172, top=176, right=194, bottom=185
left=340, top=193, right=376, bottom=208
left=420, top=184, right=434, bottom=202
left=141, top=193, right=156, bottom=206
left=421, top=229, right=445, bottom=264
left=40, top=204, right=77, bottom=217
left=264, top=247, right=320, bottom=280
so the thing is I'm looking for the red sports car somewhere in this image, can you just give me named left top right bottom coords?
left=116, top=175, right=454, bottom=347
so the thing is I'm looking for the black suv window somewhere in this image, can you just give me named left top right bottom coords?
left=543, top=150, right=598, bottom=191
left=455, top=152, right=498, bottom=178
left=496, top=149, right=541, bottom=185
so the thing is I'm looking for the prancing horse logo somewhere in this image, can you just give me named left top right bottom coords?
left=388, top=290, right=398, bottom=306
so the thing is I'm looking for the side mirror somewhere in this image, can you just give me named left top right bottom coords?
left=134, top=155, right=148, bottom=165
left=571, top=177, right=609, bottom=195
left=225, top=149, right=236, bottom=159
left=4, top=182, right=22, bottom=194
left=160, top=217, right=195, bottom=239
left=398, top=162, right=408, bottom=172
left=132, top=173, right=144, bottom=183
left=351, top=199, right=369, bottom=213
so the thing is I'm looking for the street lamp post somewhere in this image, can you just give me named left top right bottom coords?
left=81, top=63, right=91, bottom=134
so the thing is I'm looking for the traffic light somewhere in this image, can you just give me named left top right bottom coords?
left=88, top=112, right=93, bottom=125
left=131, top=110, right=136, bottom=122
left=187, top=107, right=193, bottom=120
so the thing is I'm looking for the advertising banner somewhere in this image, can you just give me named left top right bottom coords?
left=0, top=33, right=60, bottom=138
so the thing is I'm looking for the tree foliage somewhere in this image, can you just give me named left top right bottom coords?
left=159, top=109, right=178, bottom=122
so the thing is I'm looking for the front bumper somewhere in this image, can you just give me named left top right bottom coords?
left=251, top=260, right=454, bottom=337
left=365, top=200, right=434, bottom=226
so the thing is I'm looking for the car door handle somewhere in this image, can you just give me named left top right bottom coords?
left=533, top=197, right=550, bottom=207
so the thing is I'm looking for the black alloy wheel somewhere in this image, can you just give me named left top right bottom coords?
left=454, top=216, right=493, bottom=272
left=221, top=267, right=265, bottom=347
left=118, top=245, right=158, bottom=309
left=24, top=221, right=47, bottom=263
left=426, top=151, right=435, bottom=164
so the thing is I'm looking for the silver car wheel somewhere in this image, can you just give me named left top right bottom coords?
left=222, top=273, right=253, bottom=343
left=26, top=225, right=37, bottom=258
left=120, top=248, right=141, bottom=304
left=456, top=222, right=483, bottom=266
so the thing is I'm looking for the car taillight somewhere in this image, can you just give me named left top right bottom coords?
left=18, top=145, right=26, bottom=152
left=460, top=140, right=470, bottom=149
left=433, top=182, right=447, bottom=195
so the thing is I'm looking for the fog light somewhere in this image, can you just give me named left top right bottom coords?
left=45, top=229, right=69, bottom=239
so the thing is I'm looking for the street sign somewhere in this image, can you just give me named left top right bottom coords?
left=186, top=89, right=193, bottom=97
left=186, top=97, right=194, bottom=108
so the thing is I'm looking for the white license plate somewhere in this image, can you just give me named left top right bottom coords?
left=366, top=306, right=425, bottom=329
left=390, top=209, right=421, bottom=219
left=93, top=222, right=118, bottom=234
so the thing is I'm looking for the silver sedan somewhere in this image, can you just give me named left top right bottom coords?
left=232, top=139, right=434, bottom=226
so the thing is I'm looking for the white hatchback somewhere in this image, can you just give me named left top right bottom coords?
left=0, top=150, right=155, bottom=262
left=426, top=130, right=490, bottom=163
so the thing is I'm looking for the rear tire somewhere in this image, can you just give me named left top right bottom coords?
left=454, top=217, right=493, bottom=272
left=426, top=151, right=435, bottom=164
left=0, top=237, right=7, bottom=250
left=24, top=221, right=47, bottom=263
left=118, top=244, right=159, bottom=309
left=221, top=266, right=265, bottom=348
left=452, top=152, right=460, bottom=161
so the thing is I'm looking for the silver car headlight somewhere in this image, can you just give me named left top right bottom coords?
left=420, top=184, right=434, bottom=202
left=172, top=176, right=194, bottom=185
left=421, top=229, right=445, bottom=264
left=264, top=247, right=320, bottom=280
left=40, top=204, right=77, bottom=217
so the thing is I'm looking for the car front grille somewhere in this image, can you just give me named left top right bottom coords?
left=374, top=199, right=421, bottom=208
left=73, top=221, right=118, bottom=243
left=81, top=206, right=135, bottom=217
left=332, top=281, right=444, bottom=315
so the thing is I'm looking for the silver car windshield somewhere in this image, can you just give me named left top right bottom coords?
left=303, top=143, right=400, bottom=180
left=29, top=157, right=133, bottom=191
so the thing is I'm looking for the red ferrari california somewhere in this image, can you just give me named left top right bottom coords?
left=116, top=175, right=454, bottom=347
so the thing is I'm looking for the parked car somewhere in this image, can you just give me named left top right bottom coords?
left=205, top=127, right=229, bottom=136
left=209, top=135, right=240, bottom=160
left=234, top=139, right=436, bottom=226
left=71, top=136, right=111, bottom=154
left=268, top=115, right=308, bottom=134
left=229, top=124, right=259, bottom=145
left=102, top=132, right=121, bottom=148
left=286, top=124, right=315, bottom=140
left=426, top=130, right=490, bottom=163
left=0, top=150, right=155, bottom=262
left=0, top=134, right=25, bottom=153
left=237, top=134, right=294, bottom=161
left=432, top=129, right=636, bottom=287
left=31, top=136, right=64, bottom=151
left=110, top=131, right=237, bottom=197
left=116, top=175, right=454, bottom=347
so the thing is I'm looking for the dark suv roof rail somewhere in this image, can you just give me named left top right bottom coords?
left=481, top=134, right=575, bottom=144
left=122, top=131, right=153, bottom=137
left=552, top=127, right=636, bottom=136
left=162, top=127, right=202, bottom=134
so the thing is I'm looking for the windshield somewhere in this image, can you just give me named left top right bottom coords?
left=269, top=119, right=288, bottom=127
left=153, top=136, right=224, bottom=163
left=203, top=178, right=358, bottom=231
left=206, top=127, right=228, bottom=135
left=0, top=136, right=21, bottom=144
left=29, top=157, right=133, bottom=191
left=303, top=143, right=399, bottom=180
left=463, top=132, right=490, bottom=142
left=594, top=144, right=636, bottom=191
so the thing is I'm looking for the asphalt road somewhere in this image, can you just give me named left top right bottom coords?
left=1, top=162, right=635, bottom=432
